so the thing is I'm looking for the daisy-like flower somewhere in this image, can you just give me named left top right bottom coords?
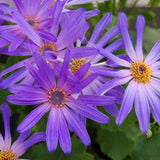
left=69, top=12, right=124, bottom=116
left=0, top=0, right=56, bottom=51
left=0, top=102, right=46, bottom=160
left=7, top=52, right=115, bottom=154
left=97, top=12, right=160, bottom=133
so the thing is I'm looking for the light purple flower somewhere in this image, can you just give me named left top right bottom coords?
left=98, top=12, right=160, bottom=134
left=7, top=52, right=115, bottom=154
left=0, top=102, right=45, bottom=160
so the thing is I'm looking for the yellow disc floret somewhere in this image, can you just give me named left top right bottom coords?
left=130, top=61, right=151, bottom=84
left=0, top=150, right=18, bottom=160
left=70, top=59, right=90, bottom=78
left=26, top=16, right=38, bottom=29
left=49, top=0, right=57, bottom=8
left=39, top=43, right=56, bottom=55
left=48, top=88, right=67, bottom=107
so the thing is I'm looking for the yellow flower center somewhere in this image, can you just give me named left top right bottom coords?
left=49, top=0, right=57, bottom=8
left=48, top=88, right=67, bottom=107
left=0, top=150, right=18, bottom=160
left=39, top=43, right=56, bottom=55
left=26, top=16, right=38, bottom=29
left=70, top=59, right=90, bottom=79
left=130, top=61, right=151, bottom=84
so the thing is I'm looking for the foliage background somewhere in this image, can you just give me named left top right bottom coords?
left=0, top=0, right=160, bottom=159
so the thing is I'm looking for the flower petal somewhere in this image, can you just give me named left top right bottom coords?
left=1, top=103, right=11, bottom=149
left=135, top=84, right=150, bottom=133
left=46, top=107, right=59, bottom=152
left=135, top=15, right=145, bottom=61
left=116, top=80, right=137, bottom=125
left=17, top=103, right=50, bottom=133
left=62, top=107, right=91, bottom=146
left=58, top=109, right=71, bottom=154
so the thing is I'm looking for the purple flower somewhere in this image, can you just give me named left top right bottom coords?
left=69, top=12, right=124, bottom=116
left=7, top=52, right=115, bottom=154
left=0, top=102, right=45, bottom=160
left=0, top=0, right=56, bottom=51
left=98, top=12, right=160, bottom=134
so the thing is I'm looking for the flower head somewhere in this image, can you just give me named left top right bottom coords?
left=0, top=103, right=45, bottom=160
left=98, top=12, right=160, bottom=133
left=7, top=51, right=115, bottom=154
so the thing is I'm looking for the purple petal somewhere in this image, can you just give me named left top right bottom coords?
left=0, top=57, right=33, bottom=77
left=11, top=11, right=42, bottom=46
left=145, top=83, right=160, bottom=124
left=135, top=84, right=150, bottom=133
left=97, top=25, right=119, bottom=47
left=8, top=35, right=25, bottom=52
left=33, top=52, right=56, bottom=89
left=116, top=80, right=137, bottom=125
left=145, top=40, right=160, bottom=65
left=57, top=50, right=70, bottom=88
left=70, top=47, right=98, bottom=59
left=14, top=132, right=46, bottom=156
left=99, top=48, right=130, bottom=67
left=81, top=73, right=98, bottom=89
left=11, top=130, right=31, bottom=152
left=25, top=62, right=53, bottom=91
left=89, top=12, right=112, bottom=44
left=68, top=101, right=110, bottom=123
left=85, top=8, right=100, bottom=19
left=13, top=0, right=25, bottom=16
left=62, top=107, right=91, bottom=146
left=77, top=95, right=116, bottom=106
left=135, top=15, right=145, bottom=61
left=118, top=12, right=136, bottom=61
left=97, top=76, right=132, bottom=95
left=0, top=133, right=5, bottom=150
left=0, top=68, right=28, bottom=89
left=103, top=104, right=119, bottom=117
left=75, top=63, right=90, bottom=81
left=17, top=103, right=50, bottom=133
left=0, top=103, right=11, bottom=149
left=105, top=39, right=124, bottom=53
left=91, top=67, right=130, bottom=78
left=58, top=109, right=71, bottom=154
left=46, top=107, right=59, bottom=152
left=37, top=30, right=57, bottom=42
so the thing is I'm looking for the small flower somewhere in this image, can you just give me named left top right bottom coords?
left=98, top=12, right=160, bottom=133
left=0, top=102, right=46, bottom=160
left=7, top=52, right=115, bottom=154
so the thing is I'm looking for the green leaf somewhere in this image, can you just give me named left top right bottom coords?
left=23, top=135, right=94, bottom=160
left=97, top=125, right=139, bottom=160
left=143, top=26, right=160, bottom=54
left=149, top=0, right=160, bottom=7
left=131, top=132, right=160, bottom=160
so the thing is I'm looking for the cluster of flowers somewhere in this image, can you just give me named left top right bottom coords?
left=0, top=0, right=160, bottom=159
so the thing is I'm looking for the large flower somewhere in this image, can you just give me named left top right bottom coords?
left=7, top=52, right=115, bottom=154
left=0, top=102, right=45, bottom=160
left=97, top=12, right=160, bottom=133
